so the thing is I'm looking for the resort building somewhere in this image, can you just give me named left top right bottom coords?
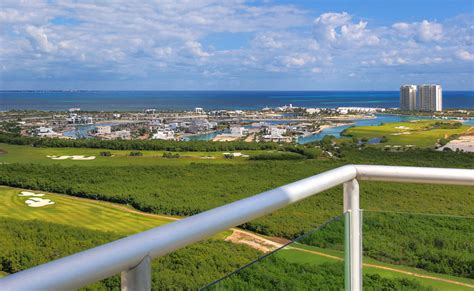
left=399, top=84, right=442, bottom=112
left=152, top=130, right=175, bottom=140
left=36, top=127, right=61, bottom=137
left=399, top=85, right=417, bottom=111
left=113, top=130, right=131, bottom=140
left=96, top=125, right=112, bottom=135
left=417, top=84, right=442, bottom=111
left=230, top=127, right=247, bottom=136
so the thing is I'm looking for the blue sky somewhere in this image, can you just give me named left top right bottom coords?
left=0, top=0, right=473, bottom=90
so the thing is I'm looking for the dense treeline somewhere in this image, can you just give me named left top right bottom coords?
left=0, top=218, right=121, bottom=289
left=249, top=152, right=305, bottom=160
left=0, top=217, right=261, bottom=290
left=206, top=256, right=430, bottom=290
left=0, top=218, right=433, bottom=290
left=0, top=133, right=281, bottom=152
left=299, top=212, right=474, bottom=278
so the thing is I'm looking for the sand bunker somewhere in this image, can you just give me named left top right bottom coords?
left=391, top=132, right=411, bottom=135
left=25, top=197, right=55, bottom=207
left=438, top=136, right=474, bottom=153
left=223, top=152, right=243, bottom=157
left=47, top=155, right=96, bottom=160
left=19, top=191, right=45, bottom=197
left=395, top=126, right=411, bottom=130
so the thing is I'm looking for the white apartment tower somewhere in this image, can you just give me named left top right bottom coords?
left=399, top=85, right=417, bottom=111
left=399, top=84, right=442, bottom=112
left=417, top=84, right=442, bottom=111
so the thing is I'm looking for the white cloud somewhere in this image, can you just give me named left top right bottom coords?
left=313, top=12, right=379, bottom=47
left=185, top=40, right=211, bottom=58
left=456, top=49, right=474, bottom=61
left=25, top=25, right=55, bottom=52
left=393, top=20, right=443, bottom=42
left=0, top=1, right=472, bottom=89
left=254, top=33, right=283, bottom=49
left=283, top=54, right=315, bottom=67
left=417, top=20, right=443, bottom=42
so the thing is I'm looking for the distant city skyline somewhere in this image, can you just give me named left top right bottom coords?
left=0, top=0, right=473, bottom=90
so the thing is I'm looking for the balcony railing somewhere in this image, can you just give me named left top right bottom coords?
left=0, top=165, right=472, bottom=290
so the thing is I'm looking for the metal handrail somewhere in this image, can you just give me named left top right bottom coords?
left=0, top=165, right=472, bottom=290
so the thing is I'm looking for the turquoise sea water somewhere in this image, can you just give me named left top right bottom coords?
left=1, top=90, right=473, bottom=111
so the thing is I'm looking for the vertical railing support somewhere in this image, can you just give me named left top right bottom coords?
left=121, top=255, right=151, bottom=291
left=343, top=179, right=362, bottom=291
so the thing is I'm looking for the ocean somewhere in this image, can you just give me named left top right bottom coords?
left=1, top=90, right=473, bottom=111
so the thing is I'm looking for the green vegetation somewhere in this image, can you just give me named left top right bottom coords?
left=1, top=119, right=473, bottom=289
left=341, top=120, right=469, bottom=148
left=0, top=217, right=260, bottom=290
left=278, top=244, right=474, bottom=291
left=162, top=152, right=180, bottom=158
left=0, top=132, right=280, bottom=152
left=0, top=148, right=472, bottom=240
left=0, top=186, right=171, bottom=234
left=206, top=257, right=430, bottom=290
left=249, top=152, right=305, bottom=160
left=0, top=186, right=232, bottom=239
left=299, top=212, right=474, bottom=279
left=0, top=122, right=21, bottom=135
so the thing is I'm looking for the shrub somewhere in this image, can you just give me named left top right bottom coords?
left=162, top=152, right=180, bottom=158
left=249, top=152, right=305, bottom=160
left=99, top=151, right=112, bottom=157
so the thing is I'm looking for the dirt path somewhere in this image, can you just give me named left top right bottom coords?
left=290, top=246, right=474, bottom=289
left=225, top=229, right=283, bottom=252
left=244, top=133, right=255, bottom=142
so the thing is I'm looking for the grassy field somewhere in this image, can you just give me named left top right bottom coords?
left=0, top=186, right=173, bottom=235
left=0, top=186, right=229, bottom=239
left=0, top=186, right=225, bottom=239
left=277, top=243, right=474, bottom=291
left=343, top=120, right=470, bottom=148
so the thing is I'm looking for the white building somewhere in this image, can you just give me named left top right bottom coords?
left=96, top=126, right=111, bottom=135
left=417, top=84, right=442, bottom=111
left=195, top=107, right=205, bottom=114
left=152, top=130, right=175, bottom=140
left=144, top=109, right=156, bottom=114
left=230, top=127, right=247, bottom=136
left=337, top=107, right=385, bottom=113
left=400, top=85, right=417, bottom=111
left=306, top=108, right=321, bottom=114
left=36, top=127, right=59, bottom=137
left=114, top=130, right=131, bottom=140
left=399, top=84, right=442, bottom=112
left=267, top=127, right=286, bottom=137
left=262, top=127, right=290, bottom=142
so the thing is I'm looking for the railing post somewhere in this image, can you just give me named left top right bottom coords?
left=343, top=179, right=362, bottom=291
left=121, top=255, right=151, bottom=291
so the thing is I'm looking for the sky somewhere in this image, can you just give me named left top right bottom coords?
left=0, top=0, right=473, bottom=90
